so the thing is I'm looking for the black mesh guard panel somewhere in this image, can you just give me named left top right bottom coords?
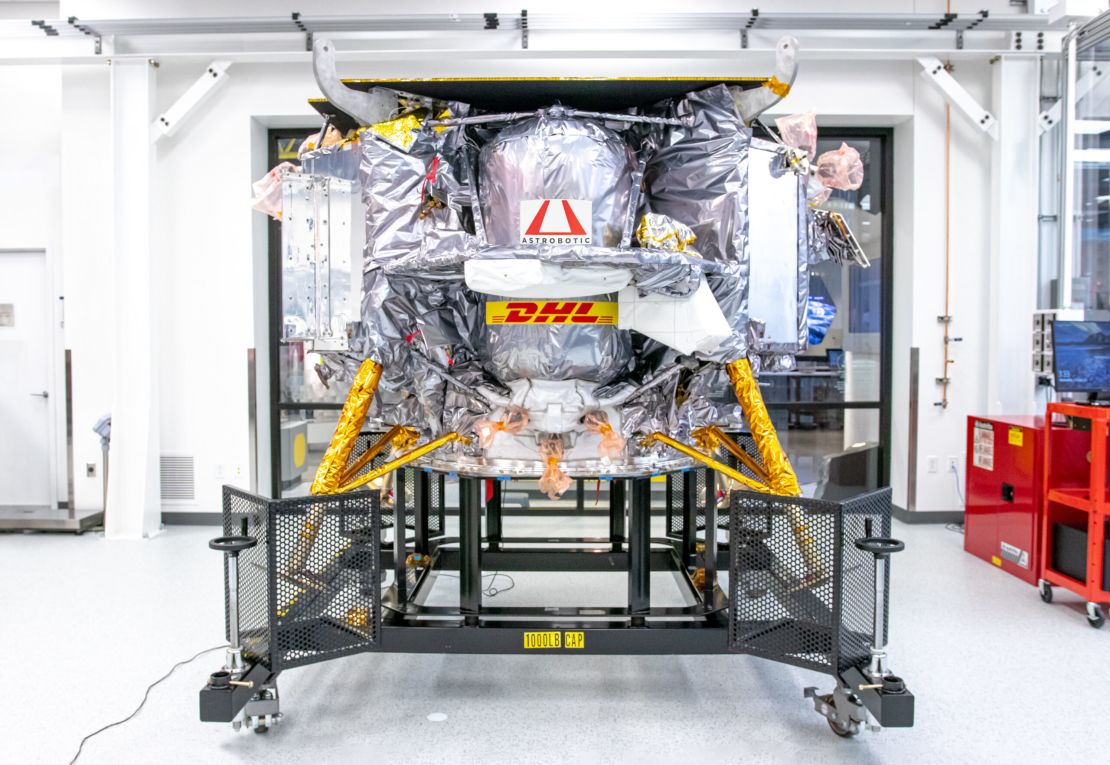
left=728, top=487, right=892, bottom=676
left=222, top=486, right=382, bottom=672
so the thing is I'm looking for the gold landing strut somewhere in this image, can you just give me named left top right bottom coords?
left=287, top=359, right=384, bottom=575
left=691, top=425, right=772, bottom=486
left=724, top=358, right=802, bottom=496
left=336, top=432, right=472, bottom=494
left=641, top=432, right=773, bottom=495
left=309, top=359, right=384, bottom=496
left=338, top=425, right=419, bottom=486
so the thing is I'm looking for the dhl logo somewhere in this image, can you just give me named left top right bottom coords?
left=485, top=301, right=618, bottom=325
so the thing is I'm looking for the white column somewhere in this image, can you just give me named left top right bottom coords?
left=105, top=59, right=160, bottom=539
left=987, top=57, right=1039, bottom=416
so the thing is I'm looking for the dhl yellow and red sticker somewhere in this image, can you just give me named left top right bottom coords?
left=485, top=300, right=617, bottom=325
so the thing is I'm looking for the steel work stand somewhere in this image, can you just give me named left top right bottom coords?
left=199, top=475, right=914, bottom=736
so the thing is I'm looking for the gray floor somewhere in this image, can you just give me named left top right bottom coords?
left=3, top=516, right=1107, bottom=764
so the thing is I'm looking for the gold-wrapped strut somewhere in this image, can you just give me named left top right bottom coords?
left=288, top=359, right=382, bottom=576
left=725, top=359, right=801, bottom=497
left=310, top=359, right=383, bottom=496
left=338, top=425, right=418, bottom=486
left=640, top=432, right=771, bottom=495
left=725, top=358, right=825, bottom=580
left=337, top=432, right=472, bottom=494
left=692, top=425, right=772, bottom=486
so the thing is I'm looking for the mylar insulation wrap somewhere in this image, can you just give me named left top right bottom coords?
left=292, top=82, right=823, bottom=474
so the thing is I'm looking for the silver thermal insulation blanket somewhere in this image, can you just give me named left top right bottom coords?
left=299, top=83, right=822, bottom=456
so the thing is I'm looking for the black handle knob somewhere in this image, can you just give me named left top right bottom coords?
left=855, top=537, right=905, bottom=557
left=209, top=535, right=258, bottom=554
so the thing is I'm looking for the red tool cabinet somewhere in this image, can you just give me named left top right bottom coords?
left=964, top=415, right=1045, bottom=585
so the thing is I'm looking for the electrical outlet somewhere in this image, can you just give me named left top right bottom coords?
left=947, top=456, right=959, bottom=472
left=85, top=463, right=96, bottom=477
left=927, top=456, right=939, bottom=474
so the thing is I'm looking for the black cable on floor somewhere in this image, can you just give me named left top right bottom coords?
left=69, top=645, right=224, bottom=764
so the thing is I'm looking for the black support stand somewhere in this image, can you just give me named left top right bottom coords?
left=487, top=479, right=503, bottom=552
left=628, top=477, right=651, bottom=625
left=609, top=478, right=625, bottom=552
left=459, top=477, right=482, bottom=626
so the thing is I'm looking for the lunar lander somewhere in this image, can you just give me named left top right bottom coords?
left=201, top=36, right=913, bottom=737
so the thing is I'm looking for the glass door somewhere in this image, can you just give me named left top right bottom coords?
left=761, top=130, right=893, bottom=497
left=266, top=128, right=345, bottom=498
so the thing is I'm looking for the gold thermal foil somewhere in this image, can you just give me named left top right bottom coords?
left=309, top=359, right=383, bottom=496
left=361, top=112, right=425, bottom=151
left=726, top=359, right=801, bottom=497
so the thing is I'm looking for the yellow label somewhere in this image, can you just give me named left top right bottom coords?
left=523, top=631, right=562, bottom=649
left=486, top=300, right=617, bottom=326
left=564, top=631, right=585, bottom=649
left=1008, top=427, right=1024, bottom=447
left=991, top=555, right=1002, bottom=567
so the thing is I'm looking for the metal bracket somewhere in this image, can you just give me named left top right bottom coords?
left=150, top=60, right=231, bottom=142
left=917, top=56, right=1000, bottom=140
left=521, top=9, right=529, bottom=50
left=1039, top=63, right=1105, bottom=135
left=312, top=37, right=401, bottom=126
left=30, top=19, right=58, bottom=36
left=292, top=12, right=312, bottom=52
left=65, top=17, right=102, bottom=54
left=741, top=28, right=748, bottom=49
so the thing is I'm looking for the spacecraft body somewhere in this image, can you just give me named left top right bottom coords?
left=283, top=54, right=856, bottom=488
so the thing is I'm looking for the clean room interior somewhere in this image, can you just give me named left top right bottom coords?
left=3, top=1, right=1110, bottom=762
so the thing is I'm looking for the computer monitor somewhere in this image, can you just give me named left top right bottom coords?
left=1053, top=320, right=1110, bottom=396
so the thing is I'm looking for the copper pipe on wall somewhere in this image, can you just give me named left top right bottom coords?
left=939, top=101, right=953, bottom=409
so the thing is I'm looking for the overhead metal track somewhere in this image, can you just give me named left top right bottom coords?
left=20, top=10, right=1069, bottom=41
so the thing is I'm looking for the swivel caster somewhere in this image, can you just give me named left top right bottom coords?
left=827, top=716, right=860, bottom=738
left=805, top=686, right=865, bottom=738
left=1038, top=579, right=1052, bottom=604
left=1087, top=602, right=1105, bottom=629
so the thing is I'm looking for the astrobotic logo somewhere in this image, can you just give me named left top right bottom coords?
left=485, top=301, right=618, bottom=325
left=519, top=199, right=592, bottom=244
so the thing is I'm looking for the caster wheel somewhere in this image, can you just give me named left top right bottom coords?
left=253, top=724, right=269, bottom=734
left=1039, top=581, right=1053, bottom=604
left=827, top=717, right=859, bottom=738
left=1087, top=604, right=1105, bottom=629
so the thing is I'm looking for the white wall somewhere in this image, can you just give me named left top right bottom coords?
left=2, top=0, right=1049, bottom=518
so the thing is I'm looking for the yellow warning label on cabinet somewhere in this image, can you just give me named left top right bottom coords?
left=1008, top=427, right=1024, bottom=447
left=991, top=556, right=1002, bottom=567
left=564, top=631, right=585, bottom=649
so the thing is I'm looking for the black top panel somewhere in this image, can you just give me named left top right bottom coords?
left=309, top=77, right=762, bottom=132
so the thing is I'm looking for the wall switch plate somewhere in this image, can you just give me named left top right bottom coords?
left=927, top=456, right=939, bottom=474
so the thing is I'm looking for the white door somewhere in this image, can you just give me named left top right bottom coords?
left=0, top=250, right=54, bottom=507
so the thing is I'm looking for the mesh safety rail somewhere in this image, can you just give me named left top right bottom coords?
left=728, top=487, right=891, bottom=675
left=222, top=486, right=382, bottom=672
